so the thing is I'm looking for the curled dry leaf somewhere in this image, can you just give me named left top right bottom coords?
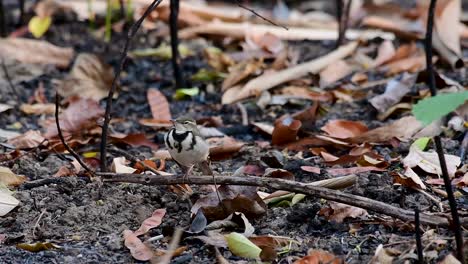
left=7, top=130, right=45, bottom=149
left=351, top=116, right=423, bottom=144
left=134, top=208, right=167, bottom=236
left=123, top=230, right=153, bottom=261
left=56, top=53, right=114, bottom=101
left=191, top=185, right=267, bottom=220
left=147, top=88, right=172, bottom=121
left=319, top=202, right=368, bottom=223
left=369, top=73, right=417, bottom=113
left=435, top=0, right=461, bottom=56
left=294, top=249, right=342, bottom=264
left=321, top=120, right=368, bottom=139
left=0, top=38, right=74, bottom=68
left=319, top=59, right=353, bottom=87
left=0, top=166, right=26, bottom=187
left=403, top=145, right=461, bottom=177
left=111, top=157, right=136, bottom=174
left=393, top=168, right=426, bottom=190
left=301, top=166, right=321, bottom=174
left=373, top=40, right=396, bottom=67
left=44, top=97, right=104, bottom=139
left=20, top=103, right=55, bottom=115
left=272, top=116, right=302, bottom=145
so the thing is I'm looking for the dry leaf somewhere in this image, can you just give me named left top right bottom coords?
left=369, top=73, right=417, bottom=113
left=134, top=208, right=166, bottom=236
left=110, top=133, right=158, bottom=149
left=320, top=202, right=368, bottom=223
left=321, top=120, right=368, bottom=139
left=123, top=230, right=153, bottom=261
left=319, top=59, right=353, bottom=87
left=147, top=88, right=172, bottom=121
left=369, top=244, right=399, bottom=264
left=222, top=41, right=358, bottom=104
left=7, top=130, right=45, bottom=149
left=56, top=53, right=114, bottom=101
left=245, top=32, right=284, bottom=54
left=383, top=54, right=426, bottom=76
left=403, top=145, right=461, bottom=177
left=373, top=40, right=396, bottom=67
left=0, top=188, right=20, bottom=217
left=294, top=249, right=342, bottom=264
left=327, top=166, right=386, bottom=176
left=351, top=116, right=423, bottom=143
left=111, top=157, right=137, bottom=174
left=0, top=38, right=74, bottom=68
left=0, top=166, right=26, bottom=187
left=222, top=59, right=263, bottom=91
left=20, top=103, right=55, bottom=115
left=44, top=97, right=104, bottom=139
left=272, top=116, right=302, bottom=145
left=435, top=0, right=461, bottom=56
left=301, top=166, right=321, bottom=174
left=393, top=168, right=426, bottom=190
left=207, top=137, right=244, bottom=160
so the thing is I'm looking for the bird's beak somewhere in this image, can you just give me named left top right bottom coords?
left=170, top=119, right=176, bottom=124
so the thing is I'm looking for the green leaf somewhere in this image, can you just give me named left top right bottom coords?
left=191, top=69, right=226, bottom=82
left=225, top=232, right=261, bottom=259
left=175, top=87, right=199, bottom=100
left=412, top=92, right=468, bottom=126
left=28, top=16, right=52, bottom=38
left=130, top=44, right=191, bottom=59
left=412, top=137, right=431, bottom=150
left=291, top=194, right=306, bottom=206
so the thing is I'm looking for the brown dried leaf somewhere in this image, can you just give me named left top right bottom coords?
left=123, top=230, right=153, bottom=261
left=373, top=40, right=396, bottom=67
left=56, top=53, right=114, bottom=101
left=393, top=168, right=426, bottom=190
left=20, top=103, right=55, bottom=115
left=300, top=166, right=321, bottom=174
left=351, top=116, right=423, bottom=144
left=207, top=137, right=244, bottom=160
left=191, top=185, right=267, bottom=220
left=7, top=130, right=45, bottom=149
left=147, top=88, right=172, bottom=121
left=321, top=120, right=368, bottom=139
left=222, top=59, right=264, bottom=91
left=0, top=38, right=74, bottom=68
left=134, top=209, right=166, bottom=236
left=320, top=202, right=368, bottom=223
left=383, top=54, right=426, bottom=76
left=327, top=166, right=386, bottom=176
left=110, top=133, right=158, bottom=150
left=245, top=32, right=284, bottom=54
left=0, top=166, right=26, bottom=187
left=272, top=116, right=302, bottom=145
left=294, top=249, right=343, bottom=264
left=44, top=97, right=104, bottom=139
left=435, top=0, right=461, bottom=56
left=319, top=59, right=353, bottom=87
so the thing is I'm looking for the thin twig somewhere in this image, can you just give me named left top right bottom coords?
left=170, top=0, right=184, bottom=88
left=55, top=93, right=95, bottom=176
left=159, top=228, right=183, bottom=264
left=424, top=0, right=464, bottom=262
left=237, top=1, right=288, bottom=30
left=335, top=0, right=343, bottom=48
left=18, top=0, right=25, bottom=26
left=0, top=0, right=5, bottom=37
left=100, top=0, right=164, bottom=172
left=100, top=173, right=460, bottom=228
left=1, top=59, right=20, bottom=103
left=32, top=209, right=47, bottom=238
left=415, top=208, right=424, bottom=264
left=236, top=102, right=248, bottom=126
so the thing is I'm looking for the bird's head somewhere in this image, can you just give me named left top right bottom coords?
left=171, top=117, right=198, bottom=132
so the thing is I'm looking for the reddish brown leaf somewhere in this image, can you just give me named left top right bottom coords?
left=123, top=230, right=153, bottom=261
left=207, top=137, right=244, bottom=160
left=263, top=168, right=294, bottom=181
left=134, top=209, right=167, bottom=236
left=300, top=166, right=321, bottom=174
left=294, top=249, right=343, bottom=264
left=191, top=185, right=267, bottom=220
left=321, top=120, right=368, bottom=139
left=272, top=116, right=302, bottom=145
left=392, top=169, right=426, bottom=190
left=44, top=97, right=104, bottom=139
left=110, top=133, right=158, bottom=150
left=319, top=202, right=368, bottom=223
left=147, top=88, right=172, bottom=121
left=7, top=130, right=45, bottom=149
left=319, top=59, right=353, bottom=87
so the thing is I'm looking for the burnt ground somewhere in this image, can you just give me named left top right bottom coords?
left=0, top=11, right=467, bottom=264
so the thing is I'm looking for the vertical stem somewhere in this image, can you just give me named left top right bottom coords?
left=18, top=0, right=25, bottom=26
left=0, top=0, right=6, bottom=37
left=424, top=0, right=464, bottom=262
left=169, top=0, right=184, bottom=88
left=105, top=0, right=112, bottom=42
left=414, top=208, right=424, bottom=264
left=335, top=0, right=343, bottom=48
left=119, top=0, right=126, bottom=20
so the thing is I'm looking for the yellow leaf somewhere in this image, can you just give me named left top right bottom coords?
left=28, top=16, right=52, bottom=38
left=225, top=232, right=261, bottom=259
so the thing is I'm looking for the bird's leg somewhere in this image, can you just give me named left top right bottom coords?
left=183, top=165, right=194, bottom=184
left=199, top=160, right=223, bottom=206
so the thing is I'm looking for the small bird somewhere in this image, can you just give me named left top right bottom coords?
left=165, top=117, right=211, bottom=180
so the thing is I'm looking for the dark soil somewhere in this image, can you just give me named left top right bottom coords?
left=0, top=4, right=467, bottom=264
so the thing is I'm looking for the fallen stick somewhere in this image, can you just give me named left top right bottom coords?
left=100, top=173, right=456, bottom=227
left=222, top=41, right=358, bottom=104
left=179, top=21, right=394, bottom=41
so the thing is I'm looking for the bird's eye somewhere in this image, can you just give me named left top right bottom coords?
left=184, top=121, right=190, bottom=124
